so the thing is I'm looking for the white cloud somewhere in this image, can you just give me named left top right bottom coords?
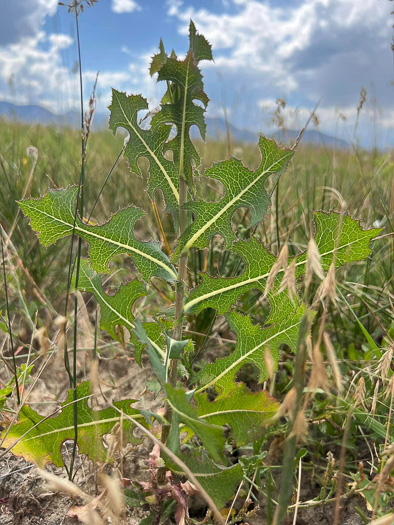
left=168, top=0, right=393, bottom=107
left=112, top=0, right=141, bottom=14
left=0, top=0, right=58, bottom=46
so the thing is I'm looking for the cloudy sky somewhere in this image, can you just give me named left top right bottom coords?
left=0, top=0, right=393, bottom=146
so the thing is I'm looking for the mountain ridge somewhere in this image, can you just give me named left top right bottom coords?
left=0, top=101, right=350, bottom=148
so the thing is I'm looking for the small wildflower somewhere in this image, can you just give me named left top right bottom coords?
left=305, top=237, right=325, bottom=290
left=323, top=332, right=343, bottom=394
left=265, top=243, right=288, bottom=295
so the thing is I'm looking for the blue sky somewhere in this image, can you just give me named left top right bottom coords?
left=0, top=0, right=393, bottom=147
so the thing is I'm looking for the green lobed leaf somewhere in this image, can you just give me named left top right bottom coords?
left=1, top=381, right=146, bottom=468
left=75, top=258, right=145, bottom=341
left=184, top=212, right=382, bottom=315
left=196, top=384, right=279, bottom=446
left=195, top=304, right=309, bottom=397
left=165, top=384, right=225, bottom=463
left=18, top=187, right=177, bottom=283
left=168, top=449, right=243, bottom=509
left=151, top=21, right=213, bottom=187
left=172, top=136, right=293, bottom=261
left=108, top=90, right=180, bottom=223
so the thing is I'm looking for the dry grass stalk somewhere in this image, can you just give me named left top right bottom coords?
left=323, top=331, right=343, bottom=394
left=305, top=237, right=325, bottom=290
left=369, top=514, right=394, bottom=525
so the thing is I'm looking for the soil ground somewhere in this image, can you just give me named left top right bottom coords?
left=0, top=347, right=375, bottom=524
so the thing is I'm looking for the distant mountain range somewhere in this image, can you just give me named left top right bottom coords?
left=0, top=101, right=350, bottom=148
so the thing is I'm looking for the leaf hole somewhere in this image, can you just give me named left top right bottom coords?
left=235, top=363, right=262, bottom=392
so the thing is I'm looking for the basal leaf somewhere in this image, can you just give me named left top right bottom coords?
left=172, top=136, right=293, bottom=261
left=109, top=90, right=180, bottom=222
left=165, top=384, right=225, bottom=463
left=196, top=384, right=279, bottom=446
left=151, top=21, right=213, bottom=186
left=184, top=212, right=381, bottom=315
left=168, top=449, right=243, bottom=509
left=18, top=187, right=177, bottom=283
left=195, top=304, right=308, bottom=397
left=1, top=381, right=146, bottom=468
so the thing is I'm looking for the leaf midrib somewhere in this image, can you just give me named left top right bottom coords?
left=113, top=90, right=180, bottom=204
left=184, top=236, right=368, bottom=311
left=22, top=414, right=145, bottom=443
left=29, top=205, right=177, bottom=280
left=83, top=268, right=165, bottom=358
left=199, top=408, right=275, bottom=418
left=194, top=316, right=302, bottom=394
left=183, top=155, right=292, bottom=253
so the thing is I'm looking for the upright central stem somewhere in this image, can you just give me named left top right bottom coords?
left=170, top=175, right=188, bottom=384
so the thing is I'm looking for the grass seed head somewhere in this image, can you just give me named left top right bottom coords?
left=377, top=345, right=393, bottom=383
left=354, top=376, right=366, bottom=408
left=265, top=243, right=288, bottom=295
left=308, top=342, right=330, bottom=393
left=278, top=258, right=297, bottom=300
left=305, top=237, right=325, bottom=290
left=264, top=347, right=275, bottom=380
left=313, top=262, right=338, bottom=308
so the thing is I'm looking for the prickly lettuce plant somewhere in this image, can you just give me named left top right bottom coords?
left=15, top=21, right=382, bottom=521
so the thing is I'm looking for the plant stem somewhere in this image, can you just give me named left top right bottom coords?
left=272, top=312, right=310, bottom=525
left=63, top=10, right=86, bottom=481
left=1, top=240, right=20, bottom=405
